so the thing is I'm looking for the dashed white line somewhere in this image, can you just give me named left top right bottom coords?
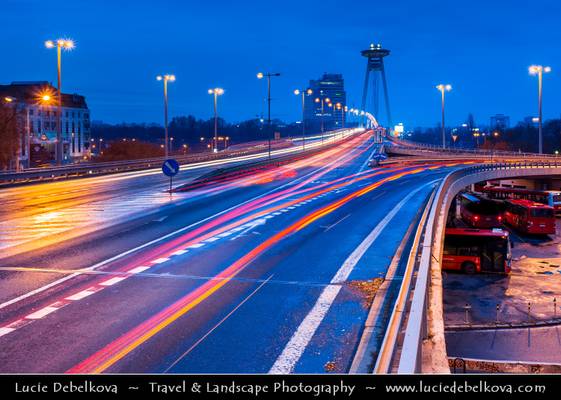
left=65, top=289, right=96, bottom=301
left=100, top=277, right=128, bottom=286
left=129, top=266, right=151, bottom=274
left=187, top=243, right=205, bottom=249
left=171, top=249, right=189, bottom=256
left=0, top=327, right=16, bottom=337
left=151, top=257, right=170, bottom=264
left=26, top=306, right=59, bottom=320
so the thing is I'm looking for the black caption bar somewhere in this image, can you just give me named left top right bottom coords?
left=0, top=374, right=557, bottom=399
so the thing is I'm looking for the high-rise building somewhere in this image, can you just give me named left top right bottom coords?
left=0, top=81, right=91, bottom=168
left=490, top=114, right=510, bottom=131
left=304, top=73, right=346, bottom=132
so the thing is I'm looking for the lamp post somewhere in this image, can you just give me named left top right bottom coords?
left=45, top=38, right=74, bottom=166
left=315, top=91, right=330, bottom=144
left=436, top=84, right=452, bottom=149
left=257, top=72, right=281, bottom=159
left=208, top=88, right=224, bottom=153
left=529, top=65, right=551, bottom=154
left=294, top=88, right=312, bottom=151
left=156, top=74, right=175, bottom=158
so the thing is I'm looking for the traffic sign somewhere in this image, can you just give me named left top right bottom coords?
left=162, top=159, right=180, bottom=177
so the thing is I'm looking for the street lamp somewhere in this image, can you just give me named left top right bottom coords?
left=436, top=84, right=452, bottom=149
left=294, top=88, right=312, bottom=151
left=45, top=38, right=74, bottom=165
left=208, top=88, right=224, bottom=153
left=156, top=74, right=175, bottom=158
left=529, top=65, right=551, bottom=154
left=257, top=72, right=281, bottom=159
left=315, top=91, right=330, bottom=143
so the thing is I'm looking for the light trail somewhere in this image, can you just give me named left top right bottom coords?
left=66, top=164, right=441, bottom=373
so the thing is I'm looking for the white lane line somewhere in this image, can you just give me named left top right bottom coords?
left=204, top=237, right=220, bottom=243
left=273, top=212, right=282, bottom=216
left=217, top=232, right=233, bottom=238
left=65, top=289, right=96, bottom=301
left=187, top=243, right=205, bottom=249
left=264, top=215, right=274, bottom=219
left=151, top=257, right=170, bottom=264
left=171, top=249, right=189, bottom=256
left=99, top=276, right=128, bottom=286
left=129, top=266, right=151, bottom=274
left=269, top=181, right=436, bottom=374
left=0, top=327, right=16, bottom=337
left=25, top=305, right=59, bottom=320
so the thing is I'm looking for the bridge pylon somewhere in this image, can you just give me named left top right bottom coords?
left=360, top=43, right=392, bottom=139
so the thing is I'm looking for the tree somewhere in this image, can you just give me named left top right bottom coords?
left=94, top=140, right=164, bottom=162
left=0, top=103, right=19, bottom=170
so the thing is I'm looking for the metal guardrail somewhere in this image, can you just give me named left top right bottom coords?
left=0, top=128, right=359, bottom=185
left=375, top=161, right=561, bottom=373
left=387, top=137, right=560, bottom=159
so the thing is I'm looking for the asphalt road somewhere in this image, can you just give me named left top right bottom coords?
left=0, top=132, right=463, bottom=373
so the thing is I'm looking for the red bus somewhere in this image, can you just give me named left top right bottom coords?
left=459, top=192, right=505, bottom=228
left=480, top=186, right=561, bottom=214
left=504, top=199, right=556, bottom=235
left=443, top=228, right=511, bottom=274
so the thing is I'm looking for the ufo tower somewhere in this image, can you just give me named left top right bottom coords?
left=360, top=43, right=392, bottom=128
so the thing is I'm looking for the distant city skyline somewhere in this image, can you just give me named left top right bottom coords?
left=1, top=0, right=560, bottom=129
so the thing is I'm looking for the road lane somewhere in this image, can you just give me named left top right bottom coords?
left=0, top=133, right=374, bottom=306
left=0, top=132, right=469, bottom=373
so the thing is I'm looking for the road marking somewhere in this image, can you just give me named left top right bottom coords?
left=26, top=305, right=59, bottom=320
left=66, top=289, right=96, bottom=301
left=269, top=181, right=435, bottom=374
left=171, top=249, right=188, bottom=256
left=100, top=277, right=128, bottom=286
left=129, top=266, right=151, bottom=274
left=0, top=327, right=16, bottom=337
left=204, top=237, right=220, bottom=243
left=151, top=258, right=170, bottom=264
left=187, top=243, right=205, bottom=249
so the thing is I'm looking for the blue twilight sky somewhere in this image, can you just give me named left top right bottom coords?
left=2, top=0, right=560, bottom=129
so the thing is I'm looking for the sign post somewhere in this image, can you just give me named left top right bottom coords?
left=162, top=158, right=180, bottom=196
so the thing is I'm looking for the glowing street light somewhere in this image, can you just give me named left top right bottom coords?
left=315, top=91, right=331, bottom=142
left=45, top=38, right=75, bottom=165
left=156, top=74, right=176, bottom=157
left=257, top=72, right=281, bottom=159
left=436, top=84, right=452, bottom=149
left=529, top=65, right=551, bottom=154
left=208, top=88, right=224, bottom=153
left=294, top=88, right=312, bottom=150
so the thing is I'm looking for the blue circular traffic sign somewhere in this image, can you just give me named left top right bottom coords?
left=162, top=159, right=180, bottom=177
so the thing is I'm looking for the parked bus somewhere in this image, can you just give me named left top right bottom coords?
left=458, top=192, right=505, bottom=228
left=480, top=186, right=561, bottom=214
left=504, top=199, right=556, bottom=235
left=442, top=228, right=511, bottom=274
